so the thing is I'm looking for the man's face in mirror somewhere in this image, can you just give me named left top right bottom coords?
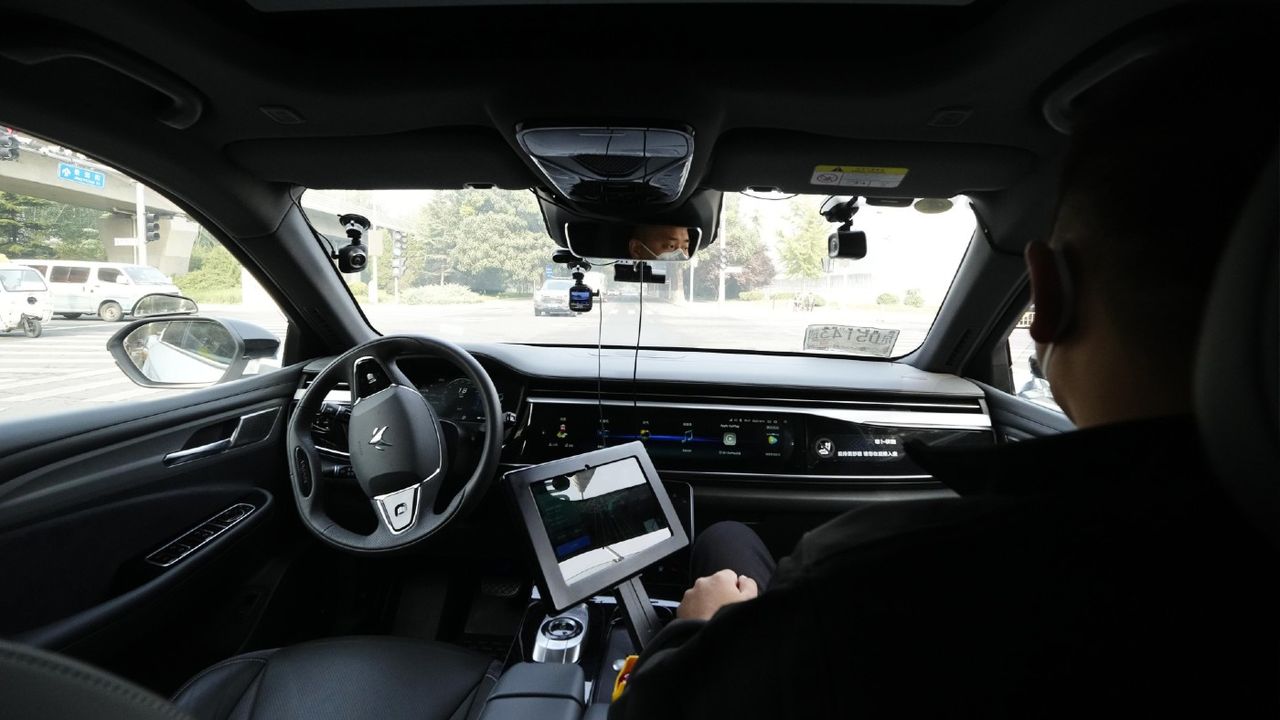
left=628, top=225, right=691, bottom=261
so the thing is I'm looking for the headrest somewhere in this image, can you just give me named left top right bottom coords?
left=1194, top=151, right=1279, bottom=547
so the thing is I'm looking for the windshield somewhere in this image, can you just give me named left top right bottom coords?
left=0, top=268, right=47, bottom=292
left=303, top=189, right=974, bottom=358
left=125, top=266, right=173, bottom=284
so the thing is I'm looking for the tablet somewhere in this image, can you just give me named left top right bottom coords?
left=506, top=442, right=689, bottom=612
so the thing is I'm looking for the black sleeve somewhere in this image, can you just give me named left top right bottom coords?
left=609, top=583, right=834, bottom=720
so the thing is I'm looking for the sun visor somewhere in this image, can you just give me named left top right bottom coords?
left=704, top=130, right=1035, bottom=197
left=537, top=187, right=723, bottom=253
left=225, top=127, right=536, bottom=189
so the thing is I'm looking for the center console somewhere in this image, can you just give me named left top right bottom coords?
left=504, top=442, right=692, bottom=707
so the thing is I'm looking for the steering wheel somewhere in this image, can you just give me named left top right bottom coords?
left=287, top=335, right=503, bottom=553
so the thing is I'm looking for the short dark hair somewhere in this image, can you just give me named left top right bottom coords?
left=1051, top=20, right=1277, bottom=352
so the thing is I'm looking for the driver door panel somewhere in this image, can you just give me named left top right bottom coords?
left=0, top=366, right=304, bottom=689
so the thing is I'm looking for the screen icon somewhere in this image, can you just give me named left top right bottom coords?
left=722, top=432, right=738, bottom=447
left=766, top=433, right=780, bottom=446
left=639, top=428, right=651, bottom=441
left=683, top=429, right=694, bottom=443
left=814, top=437, right=835, bottom=459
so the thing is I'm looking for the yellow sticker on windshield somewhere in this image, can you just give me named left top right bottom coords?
left=810, top=165, right=908, bottom=189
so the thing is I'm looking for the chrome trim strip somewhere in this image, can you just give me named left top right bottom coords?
left=525, top=397, right=992, bottom=430
left=498, top=462, right=935, bottom=482
left=664, top=470, right=936, bottom=481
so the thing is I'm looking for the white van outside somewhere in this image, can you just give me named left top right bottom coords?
left=0, top=263, right=54, bottom=337
left=13, top=260, right=181, bottom=322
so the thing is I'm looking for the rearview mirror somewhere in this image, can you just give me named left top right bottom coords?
left=131, top=293, right=199, bottom=319
left=108, top=317, right=281, bottom=388
left=565, top=222, right=702, bottom=262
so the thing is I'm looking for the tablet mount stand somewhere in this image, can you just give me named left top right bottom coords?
left=614, top=576, right=661, bottom=650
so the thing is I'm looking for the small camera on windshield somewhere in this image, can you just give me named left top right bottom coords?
left=336, top=213, right=371, bottom=273
left=569, top=271, right=594, bottom=313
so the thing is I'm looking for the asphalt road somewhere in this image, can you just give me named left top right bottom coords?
left=1, top=299, right=940, bottom=419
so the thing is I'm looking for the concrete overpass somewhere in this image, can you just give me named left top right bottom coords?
left=0, top=135, right=410, bottom=282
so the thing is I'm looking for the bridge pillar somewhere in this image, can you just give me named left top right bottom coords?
left=94, top=213, right=197, bottom=275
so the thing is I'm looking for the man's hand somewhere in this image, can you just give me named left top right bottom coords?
left=677, top=569, right=759, bottom=621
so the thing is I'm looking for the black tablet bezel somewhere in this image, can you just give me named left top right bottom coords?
left=505, top=441, right=689, bottom=613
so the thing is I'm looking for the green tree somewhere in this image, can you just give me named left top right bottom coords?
left=175, top=230, right=242, bottom=302
left=904, top=288, right=925, bottom=307
left=777, top=198, right=828, bottom=282
left=412, top=190, right=549, bottom=293
left=0, top=192, right=107, bottom=260
left=690, top=194, right=776, bottom=300
left=0, top=192, right=56, bottom=258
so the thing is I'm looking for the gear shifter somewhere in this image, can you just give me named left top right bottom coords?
left=532, top=604, right=589, bottom=664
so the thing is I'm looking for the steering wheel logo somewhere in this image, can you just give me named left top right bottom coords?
left=370, top=426, right=393, bottom=451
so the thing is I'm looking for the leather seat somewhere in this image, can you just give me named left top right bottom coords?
left=170, top=636, right=500, bottom=720
left=1194, top=150, right=1279, bottom=547
left=0, top=636, right=499, bottom=720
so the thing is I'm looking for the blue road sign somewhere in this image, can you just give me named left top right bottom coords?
left=545, top=265, right=555, bottom=279
left=57, top=163, right=106, bottom=189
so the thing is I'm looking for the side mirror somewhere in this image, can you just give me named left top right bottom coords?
left=108, top=316, right=281, bottom=388
left=131, top=293, right=199, bottom=319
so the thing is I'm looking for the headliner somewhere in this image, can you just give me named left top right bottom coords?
left=0, top=0, right=1260, bottom=241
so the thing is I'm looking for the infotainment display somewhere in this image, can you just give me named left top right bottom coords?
left=521, top=399, right=994, bottom=477
left=506, top=442, right=689, bottom=611
left=522, top=402, right=795, bottom=470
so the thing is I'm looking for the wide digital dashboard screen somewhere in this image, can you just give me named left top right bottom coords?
left=523, top=402, right=795, bottom=471
left=520, top=399, right=992, bottom=478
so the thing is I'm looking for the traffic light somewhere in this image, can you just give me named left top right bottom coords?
left=144, top=213, right=161, bottom=243
left=391, top=231, right=406, bottom=277
left=0, top=129, right=19, bottom=162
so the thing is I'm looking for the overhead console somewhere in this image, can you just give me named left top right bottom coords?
left=518, top=390, right=992, bottom=481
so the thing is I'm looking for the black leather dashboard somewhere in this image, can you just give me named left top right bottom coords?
left=299, top=343, right=996, bottom=486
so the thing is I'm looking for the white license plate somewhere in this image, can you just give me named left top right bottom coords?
left=804, top=325, right=900, bottom=357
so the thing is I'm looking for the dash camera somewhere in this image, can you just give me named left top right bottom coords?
left=569, top=271, right=594, bottom=313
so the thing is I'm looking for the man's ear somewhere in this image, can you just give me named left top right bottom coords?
left=1025, top=240, right=1065, bottom=344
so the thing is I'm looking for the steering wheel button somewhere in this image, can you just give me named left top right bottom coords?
left=376, top=484, right=420, bottom=533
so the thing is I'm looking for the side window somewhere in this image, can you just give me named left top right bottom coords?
left=0, top=127, right=290, bottom=419
left=1005, top=303, right=1061, bottom=412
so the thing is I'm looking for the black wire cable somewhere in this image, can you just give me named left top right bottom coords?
left=597, top=283, right=605, bottom=447
left=290, top=191, right=339, bottom=258
left=632, top=267, right=645, bottom=413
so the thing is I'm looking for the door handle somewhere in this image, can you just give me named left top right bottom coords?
left=161, top=407, right=279, bottom=467
left=164, top=438, right=233, bottom=466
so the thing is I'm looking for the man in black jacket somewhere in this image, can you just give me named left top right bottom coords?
left=610, top=27, right=1278, bottom=719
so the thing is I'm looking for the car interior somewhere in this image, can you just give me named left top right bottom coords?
left=0, top=1, right=1276, bottom=718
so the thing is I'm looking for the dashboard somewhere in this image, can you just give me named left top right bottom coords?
left=299, top=344, right=995, bottom=485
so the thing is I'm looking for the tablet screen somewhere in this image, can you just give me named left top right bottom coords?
left=530, top=456, right=672, bottom=584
